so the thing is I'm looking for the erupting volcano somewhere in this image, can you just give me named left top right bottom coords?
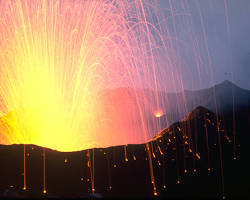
left=0, top=0, right=249, bottom=199
left=0, top=0, right=174, bottom=152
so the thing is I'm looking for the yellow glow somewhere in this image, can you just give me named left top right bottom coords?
left=0, top=1, right=118, bottom=151
left=155, top=110, right=163, bottom=118
left=0, top=2, right=104, bottom=151
left=0, top=1, right=170, bottom=152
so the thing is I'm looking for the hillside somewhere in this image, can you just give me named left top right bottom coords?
left=0, top=106, right=249, bottom=198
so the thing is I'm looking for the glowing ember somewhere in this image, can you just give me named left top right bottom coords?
left=155, top=110, right=163, bottom=118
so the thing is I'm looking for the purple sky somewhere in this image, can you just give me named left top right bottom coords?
left=156, top=0, right=250, bottom=91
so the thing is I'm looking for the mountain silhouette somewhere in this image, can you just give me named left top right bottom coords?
left=0, top=80, right=249, bottom=148
left=0, top=104, right=249, bottom=199
left=184, top=106, right=214, bottom=121
left=0, top=81, right=249, bottom=198
left=182, top=80, right=250, bottom=115
left=96, top=80, right=250, bottom=143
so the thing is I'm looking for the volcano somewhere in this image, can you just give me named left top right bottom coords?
left=0, top=103, right=249, bottom=198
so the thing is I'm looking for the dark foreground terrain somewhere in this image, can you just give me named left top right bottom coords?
left=0, top=105, right=249, bottom=199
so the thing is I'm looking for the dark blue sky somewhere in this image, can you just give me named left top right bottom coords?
left=157, top=0, right=250, bottom=90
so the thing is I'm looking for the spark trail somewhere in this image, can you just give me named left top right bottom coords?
left=0, top=1, right=238, bottom=198
left=0, top=0, right=174, bottom=151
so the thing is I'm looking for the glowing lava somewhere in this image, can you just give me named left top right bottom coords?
left=0, top=0, right=169, bottom=151
left=155, top=110, right=164, bottom=118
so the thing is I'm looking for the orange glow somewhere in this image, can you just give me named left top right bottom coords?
left=152, top=152, right=156, bottom=158
left=0, top=0, right=171, bottom=152
left=196, top=153, right=201, bottom=159
left=158, top=146, right=163, bottom=155
left=155, top=110, right=164, bottom=118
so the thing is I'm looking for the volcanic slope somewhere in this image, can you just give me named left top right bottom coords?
left=0, top=105, right=249, bottom=198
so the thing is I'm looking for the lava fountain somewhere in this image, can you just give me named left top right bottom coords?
left=0, top=0, right=180, bottom=152
left=0, top=1, right=238, bottom=198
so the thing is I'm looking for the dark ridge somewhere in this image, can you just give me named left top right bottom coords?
left=0, top=81, right=249, bottom=198
left=0, top=106, right=249, bottom=198
left=184, top=106, right=214, bottom=121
